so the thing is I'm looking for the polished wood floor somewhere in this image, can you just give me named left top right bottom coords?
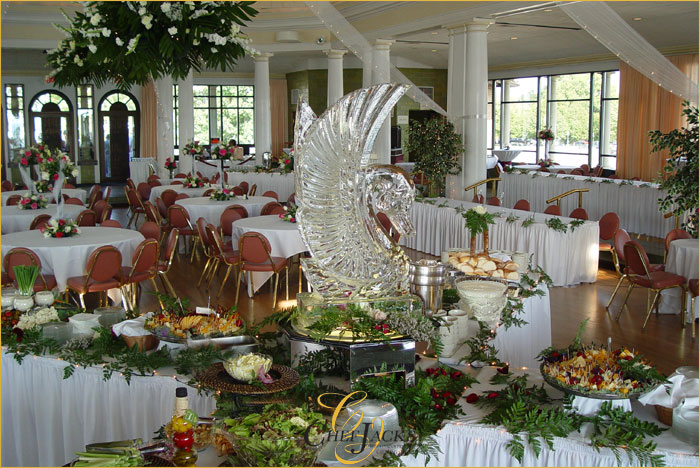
left=112, top=208, right=698, bottom=376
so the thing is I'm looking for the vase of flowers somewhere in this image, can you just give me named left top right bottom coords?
left=462, top=205, right=496, bottom=255
left=183, top=176, right=205, bottom=188
left=39, top=151, right=78, bottom=182
left=281, top=156, right=294, bottom=174
left=280, top=204, right=297, bottom=223
left=13, top=265, right=39, bottom=310
left=40, top=218, right=80, bottom=238
left=165, top=157, right=177, bottom=178
left=18, top=193, right=49, bottom=210
left=209, top=187, right=236, bottom=201
left=183, top=141, right=206, bottom=161
left=538, top=128, right=554, bottom=162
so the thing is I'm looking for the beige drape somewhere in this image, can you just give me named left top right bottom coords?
left=140, top=79, right=158, bottom=158
left=270, top=79, right=289, bottom=158
left=617, top=54, right=698, bottom=181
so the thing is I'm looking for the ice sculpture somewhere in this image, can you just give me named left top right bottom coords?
left=294, top=83, right=415, bottom=298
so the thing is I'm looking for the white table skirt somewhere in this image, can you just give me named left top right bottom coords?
left=1, top=204, right=85, bottom=234
left=659, top=238, right=699, bottom=321
left=511, top=164, right=580, bottom=172
left=148, top=184, right=219, bottom=203
left=128, top=158, right=157, bottom=185
left=501, top=171, right=674, bottom=238
left=1, top=227, right=144, bottom=290
left=231, top=215, right=306, bottom=293
left=401, top=366, right=699, bottom=467
left=175, top=196, right=276, bottom=225
left=400, top=199, right=599, bottom=287
left=2, top=188, right=87, bottom=206
left=0, top=351, right=216, bottom=467
left=224, top=172, right=295, bottom=201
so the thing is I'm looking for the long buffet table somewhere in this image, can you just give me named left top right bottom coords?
left=501, top=171, right=675, bottom=238
left=224, top=172, right=294, bottom=201
left=401, top=199, right=599, bottom=287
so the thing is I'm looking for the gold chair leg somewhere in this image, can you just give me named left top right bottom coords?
left=272, top=272, right=280, bottom=309
left=198, top=258, right=212, bottom=287
left=79, top=293, right=86, bottom=309
left=606, top=274, right=626, bottom=309
left=234, top=270, right=243, bottom=306
left=189, top=236, right=200, bottom=263
left=643, top=290, right=661, bottom=330
left=285, top=266, right=289, bottom=301
left=150, top=278, right=163, bottom=309
left=611, top=247, right=620, bottom=276
left=691, top=296, right=696, bottom=338
left=298, top=263, right=302, bottom=293
left=126, top=212, right=135, bottom=229
left=217, top=265, right=234, bottom=298
left=681, top=287, right=687, bottom=329
left=207, top=260, right=220, bottom=289
left=616, top=283, right=635, bottom=321
left=160, top=273, right=176, bottom=297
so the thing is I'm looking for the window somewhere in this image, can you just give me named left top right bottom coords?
left=4, top=84, right=25, bottom=165
left=193, top=85, right=254, bottom=145
left=76, top=85, right=95, bottom=162
left=490, top=70, right=620, bottom=168
left=28, top=90, right=74, bottom=158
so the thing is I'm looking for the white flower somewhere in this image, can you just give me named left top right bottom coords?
left=101, top=27, right=111, bottom=37
left=88, top=44, right=97, bottom=53
left=65, top=226, right=72, bottom=232
left=69, top=40, right=76, bottom=50
left=211, top=47, right=217, bottom=53
left=193, top=39, right=199, bottom=46
left=43, top=231, right=51, bottom=238
left=474, top=205, right=487, bottom=215
left=127, top=35, right=141, bottom=54
left=372, top=309, right=388, bottom=321
left=49, top=219, right=59, bottom=228
left=115, top=37, right=124, bottom=46
left=141, top=15, right=153, bottom=29
left=138, top=7, right=146, bottom=15
left=161, top=2, right=171, bottom=13
left=89, top=13, right=101, bottom=26
left=73, top=56, right=83, bottom=66
left=72, top=168, right=79, bottom=177
left=168, top=26, right=178, bottom=36
left=41, top=171, right=50, bottom=180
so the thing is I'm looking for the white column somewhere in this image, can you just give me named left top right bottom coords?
left=362, top=49, right=373, bottom=88
left=326, top=49, right=346, bottom=107
left=177, top=71, right=194, bottom=175
left=502, top=81, right=511, bottom=148
left=371, top=39, right=393, bottom=165
left=445, top=19, right=492, bottom=199
left=254, top=53, right=273, bottom=165
left=154, top=76, right=174, bottom=179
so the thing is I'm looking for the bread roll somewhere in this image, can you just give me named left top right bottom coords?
left=474, top=268, right=486, bottom=276
left=492, top=269, right=504, bottom=278
left=482, top=260, right=497, bottom=272
left=506, top=271, right=520, bottom=281
left=459, top=264, right=474, bottom=274
left=467, top=257, right=478, bottom=267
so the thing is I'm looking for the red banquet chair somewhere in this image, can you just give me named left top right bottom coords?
left=65, top=246, right=125, bottom=309
left=157, top=228, right=180, bottom=297
left=544, top=205, right=562, bottom=216
left=262, top=190, right=279, bottom=201
left=598, top=212, right=620, bottom=258
left=513, top=199, right=530, bottom=211
left=260, top=202, right=284, bottom=216
left=125, top=186, right=147, bottom=228
left=100, top=220, right=123, bottom=228
left=167, top=204, right=197, bottom=259
left=3, top=247, right=57, bottom=292
left=6, top=195, right=21, bottom=206
left=234, top=231, right=288, bottom=309
left=664, top=229, right=693, bottom=261
left=76, top=209, right=97, bottom=227
left=30, top=214, right=52, bottom=230
left=121, top=239, right=160, bottom=309
left=486, top=197, right=500, bottom=207
left=206, top=224, right=241, bottom=298
left=139, top=221, right=162, bottom=242
left=137, top=182, right=152, bottom=202
left=161, top=189, right=178, bottom=208
left=568, top=208, right=588, bottom=220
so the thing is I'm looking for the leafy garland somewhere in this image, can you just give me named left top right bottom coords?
left=505, top=213, right=520, bottom=224
left=545, top=217, right=568, bottom=233
left=522, top=215, right=536, bottom=228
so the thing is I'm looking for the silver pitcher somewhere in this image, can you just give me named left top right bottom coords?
left=408, top=260, right=446, bottom=317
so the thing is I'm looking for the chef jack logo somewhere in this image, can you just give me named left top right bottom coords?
left=303, top=391, right=403, bottom=464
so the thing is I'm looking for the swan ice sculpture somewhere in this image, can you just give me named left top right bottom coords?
left=294, top=83, right=416, bottom=298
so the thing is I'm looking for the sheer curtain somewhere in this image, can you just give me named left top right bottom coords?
left=270, top=78, right=288, bottom=158
left=617, top=54, right=698, bottom=181
left=139, top=79, right=158, bottom=159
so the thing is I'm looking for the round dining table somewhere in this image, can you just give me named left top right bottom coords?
left=1, top=204, right=85, bottom=234
left=2, top=188, right=87, bottom=205
left=659, top=238, right=699, bottom=321
left=175, top=196, right=276, bottom=225
left=230, top=215, right=306, bottom=294
left=148, top=184, right=220, bottom=203
left=1, top=227, right=145, bottom=291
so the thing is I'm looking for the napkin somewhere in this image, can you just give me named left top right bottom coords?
left=638, top=372, right=700, bottom=408
left=570, top=396, right=631, bottom=417
left=111, top=312, right=153, bottom=337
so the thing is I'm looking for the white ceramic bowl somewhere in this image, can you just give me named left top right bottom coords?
left=2, top=292, right=17, bottom=309
left=34, top=291, right=55, bottom=306
left=13, top=295, right=34, bottom=312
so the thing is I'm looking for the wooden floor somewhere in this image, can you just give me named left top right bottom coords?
left=112, top=208, right=698, bottom=376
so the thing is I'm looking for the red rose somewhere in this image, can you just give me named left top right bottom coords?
left=55, top=231, right=64, bottom=238
left=497, top=365, right=509, bottom=374
left=284, top=159, right=290, bottom=165
left=290, top=218, right=295, bottom=222
left=190, top=149, right=196, bottom=154
left=24, top=150, right=31, bottom=157
left=48, top=157, right=54, bottom=163
left=39, top=227, right=45, bottom=233
left=487, top=392, right=499, bottom=399
left=20, top=157, right=28, bottom=165
left=37, top=157, right=43, bottom=163
left=59, top=219, right=65, bottom=226
left=465, top=393, right=479, bottom=403
left=53, top=174, right=59, bottom=181
left=442, top=391, right=452, bottom=398
left=446, top=396, right=457, bottom=406
left=433, top=404, right=442, bottom=410
left=450, top=371, right=463, bottom=380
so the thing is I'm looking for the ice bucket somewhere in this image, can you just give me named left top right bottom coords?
left=408, top=260, right=446, bottom=317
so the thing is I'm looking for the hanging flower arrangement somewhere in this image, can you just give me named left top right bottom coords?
left=17, top=144, right=50, bottom=167
left=183, top=140, right=206, bottom=160
left=46, top=1, right=258, bottom=90
left=40, top=151, right=78, bottom=181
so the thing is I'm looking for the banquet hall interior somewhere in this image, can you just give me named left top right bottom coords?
left=1, top=1, right=699, bottom=467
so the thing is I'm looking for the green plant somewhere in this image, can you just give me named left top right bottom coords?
left=405, top=117, right=463, bottom=196
left=47, top=1, right=258, bottom=90
left=13, top=265, right=40, bottom=295
left=649, top=102, right=699, bottom=236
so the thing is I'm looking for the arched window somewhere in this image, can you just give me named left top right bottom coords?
left=28, top=90, right=74, bottom=158
left=98, top=91, right=140, bottom=181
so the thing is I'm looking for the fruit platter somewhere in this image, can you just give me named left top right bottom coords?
left=539, top=345, right=666, bottom=400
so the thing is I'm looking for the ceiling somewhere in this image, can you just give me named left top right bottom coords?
left=1, top=1, right=698, bottom=75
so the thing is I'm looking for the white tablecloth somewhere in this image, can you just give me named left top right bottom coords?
left=501, top=171, right=674, bottom=238
left=2, top=188, right=87, bottom=205
left=148, top=184, right=219, bottom=203
left=492, top=149, right=521, bottom=162
left=128, top=158, right=157, bottom=185
left=0, top=351, right=216, bottom=467
left=660, top=238, right=699, bottom=321
left=224, top=172, right=295, bottom=201
left=1, top=227, right=144, bottom=290
left=400, top=199, right=599, bottom=286
left=511, top=164, right=580, bottom=172
left=231, top=215, right=306, bottom=293
left=1, top=204, right=85, bottom=234
left=401, top=365, right=699, bottom=467
left=175, top=196, right=276, bottom=225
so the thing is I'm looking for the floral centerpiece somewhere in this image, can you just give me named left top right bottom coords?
left=212, top=141, right=243, bottom=161
left=183, top=141, right=206, bottom=160
left=164, top=157, right=177, bottom=178
left=462, top=205, right=496, bottom=255
left=40, top=151, right=78, bottom=181
left=183, top=176, right=205, bottom=188
left=279, top=204, right=297, bottom=223
left=17, top=193, right=49, bottom=210
left=209, top=187, right=236, bottom=201
left=17, top=144, right=50, bottom=167
left=537, top=129, right=554, bottom=141
left=34, top=180, right=53, bottom=194
left=538, top=157, right=553, bottom=168
left=40, top=218, right=80, bottom=238
left=281, top=155, right=294, bottom=174
left=15, top=306, right=60, bottom=331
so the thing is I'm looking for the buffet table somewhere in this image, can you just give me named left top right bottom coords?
left=401, top=365, right=699, bottom=467
left=1, top=204, right=85, bottom=234
left=128, top=158, right=157, bottom=185
left=501, top=171, right=674, bottom=238
left=0, top=351, right=216, bottom=467
left=400, top=199, right=599, bottom=286
left=224, top=172, right=294, bottom=201
left=1, top=227, right=144, bottom=290
left=175, top=196, right=276, bottom=224
left=2, top=188, right=87, bottom=205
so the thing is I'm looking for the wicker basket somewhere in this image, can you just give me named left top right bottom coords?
left=655, top=405, right=673, bottom=426
left=122, top=334, right=159, bottom=351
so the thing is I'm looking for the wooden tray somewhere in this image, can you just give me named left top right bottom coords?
left=197, top=363, right=299, bottom=395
